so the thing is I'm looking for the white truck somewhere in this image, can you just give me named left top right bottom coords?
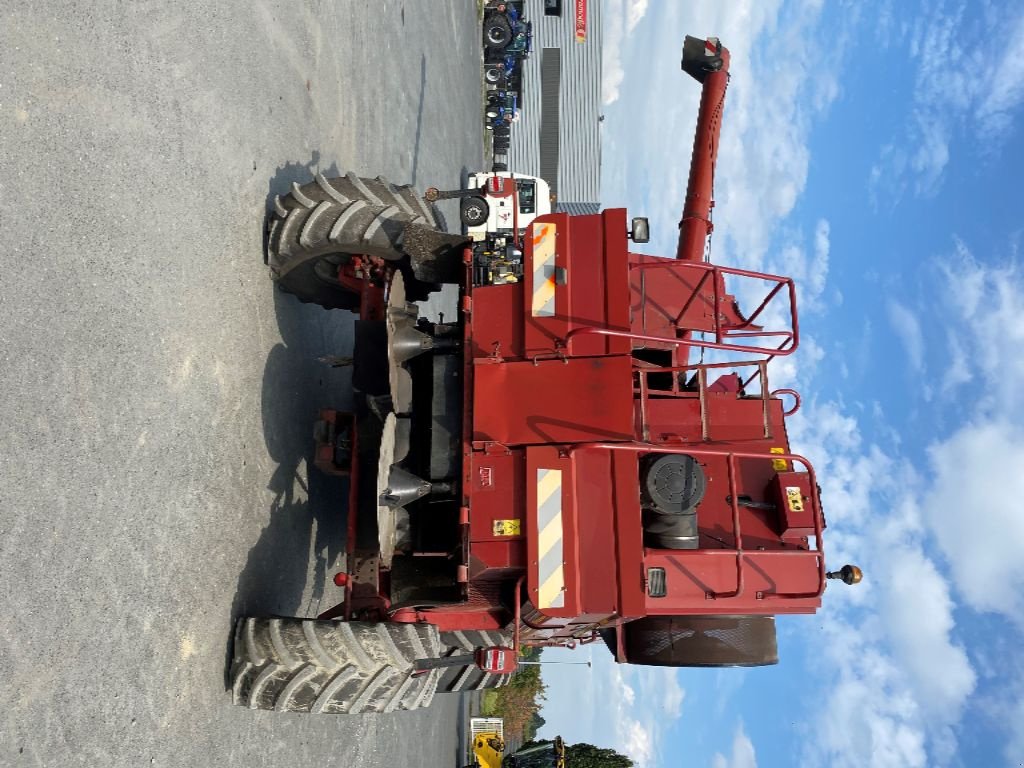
left=425, top=171, right=552, bottom=285
left=462, top=171, right=550, bottom=241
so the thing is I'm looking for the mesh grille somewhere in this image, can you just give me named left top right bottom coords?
left=622, top=615, right=778, bottom=668
left=647, top=567, right=667, bottom=598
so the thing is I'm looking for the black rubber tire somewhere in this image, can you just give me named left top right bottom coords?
left=230, top=618, right=444, bottom=714
left=492, top=162, right=508, bottom=172
left=435, top=629, right=515, bottom=693
left=483, top=15, right=512, bottom=49
left=461, top=197, right=490, bottom=227
left=484, top=66, right=504, bottom=84
left=267, top=172, right=443, bottom=309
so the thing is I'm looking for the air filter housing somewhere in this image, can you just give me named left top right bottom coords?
left=640, top=453, right=706, bottom=550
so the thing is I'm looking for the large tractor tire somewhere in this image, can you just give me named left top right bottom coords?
left=231, top=618, right=442, bottom=714
left=230, top=618, right=511, bottom=714
left=436, top=629, right=514, bottom=693
left=266, top=172, right=449, bottom=308
left=483, top=14, right=512, bottom=50
left=484, top=65, right=505, bottom=85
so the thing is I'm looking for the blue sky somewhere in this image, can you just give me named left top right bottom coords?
left=536, top=1, right=1024, bottom=766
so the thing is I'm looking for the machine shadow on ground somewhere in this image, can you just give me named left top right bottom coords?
left=227, top=160, right=357, bottom=683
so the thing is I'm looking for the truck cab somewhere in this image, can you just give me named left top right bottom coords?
left=464, top=172, right=551, bottom=242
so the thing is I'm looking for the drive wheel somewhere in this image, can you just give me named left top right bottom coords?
left=434, top=629, right=515, bottom=693
left=267, top=172, right=444, bottom=308
left=483, top=15, right=512, bottom=49
left=230, top=618, right=444, bottom=713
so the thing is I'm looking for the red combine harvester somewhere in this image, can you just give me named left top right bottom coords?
left=232, top=35, right=861, bottom=714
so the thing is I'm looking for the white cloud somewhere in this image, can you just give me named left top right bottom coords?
left=926, top=421, right=1024, bottom=618
left=940, top=331, right=970, bottom=394
left=870, top=3, right=1024, bottom=202
left=1003, top=690, right=1024, bottom=765
left=977, top=12, right=1024, bottom=141
left=623, top=720, right=655, bottom=766
left=921, top=244, right=1024, bottom=621
left=712, top=723, right=758, bottom=768
left=936, top=241, right=1024, bottom=406
left=632, top=666, right=685, bottom=718
left=610, top=665, right=686, bottom=766
left=602, top=0, right=651, bottom=105
left=625, top=0, right=649, bottom=34
left=886, top=299, right=925, bottom=371
left=879, top=547, right=976, bottom=719
left=789, top=400, right=976, bottom=767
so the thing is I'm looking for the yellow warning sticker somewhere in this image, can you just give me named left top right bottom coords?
left=493, top=519, right=522, bottom=537
left=770, top=447, right=789, bottom=471
left=785, top=487, right=804, bottom=513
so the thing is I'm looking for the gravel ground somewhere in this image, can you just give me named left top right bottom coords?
left=0, top=1, right=484, bottom=765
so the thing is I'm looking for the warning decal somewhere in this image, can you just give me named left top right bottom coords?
left=785, top=487, right=804, bottom=513
left=770, top=447, right=789, bottom=471
left=493, top=519, right=522, bottom=537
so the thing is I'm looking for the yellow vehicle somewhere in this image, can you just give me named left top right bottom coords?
left=466, top=717, right=505, bottom=768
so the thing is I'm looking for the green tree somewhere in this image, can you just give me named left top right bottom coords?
left=523, top=711, right=546, bottom=742
left=564, top=743, right=634, bottom=768
left=513, top=740, right=634, bottom=768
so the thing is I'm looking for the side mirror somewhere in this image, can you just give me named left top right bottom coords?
left=630, top=217, right=650, bottom=243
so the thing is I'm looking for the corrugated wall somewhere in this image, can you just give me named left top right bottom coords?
left=507, top=0, right=602, bottom=208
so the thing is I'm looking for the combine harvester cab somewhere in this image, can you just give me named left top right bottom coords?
left=233, top=35, right=860, bottom=715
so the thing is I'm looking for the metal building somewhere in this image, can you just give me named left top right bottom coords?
left=508, top=0, right=602, bottom=214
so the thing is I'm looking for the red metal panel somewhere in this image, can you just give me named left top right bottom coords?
left=610, top=450, right=646, bottom=618
left=571, top=449, right=620, bottom=615
left=467, top=450, right=528, bottom=578
left=469, top=283, right=525, bottom=361
left=558, top=214, right=606, bottom=358
left=600, top=209, right=633, bottom=357
left=520, top=213, right=633, bottom=358
left=769, top=471, right=817, bottom=539
left=473, top=356, right=634, bottom=445
left=642, top=394, right=790, bottom=446
left=644, top=549, right=822, bottom=615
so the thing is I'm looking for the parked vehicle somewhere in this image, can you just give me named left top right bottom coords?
left=449, top=171, right=551, bottom=240
left=237, top=35, right=861, bottom=716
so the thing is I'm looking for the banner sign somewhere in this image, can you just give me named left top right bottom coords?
left=575, top=0, right=586, bottom=42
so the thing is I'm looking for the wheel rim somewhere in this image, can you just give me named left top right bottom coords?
left=465, top=204, right=485, bottom=223
left=487, top=27, right=507, bottom=45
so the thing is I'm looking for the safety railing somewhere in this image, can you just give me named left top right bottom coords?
left=564, top=260, right=799, bottom=360
left=634, top=359, right=804, bottom=442
left=568, top=442, right=827, bottom=601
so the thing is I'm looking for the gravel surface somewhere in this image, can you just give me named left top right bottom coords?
left=0, top=1, right=484, bottom=765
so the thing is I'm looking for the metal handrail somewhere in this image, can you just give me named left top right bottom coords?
left=565, top=259, right=800, bottom=359
left=567, top=442, right=826, bottom=601
left=634, top=359, right=775, bottom=442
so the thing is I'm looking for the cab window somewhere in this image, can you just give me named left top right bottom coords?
left=516, top=180, right=536, bottom=214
